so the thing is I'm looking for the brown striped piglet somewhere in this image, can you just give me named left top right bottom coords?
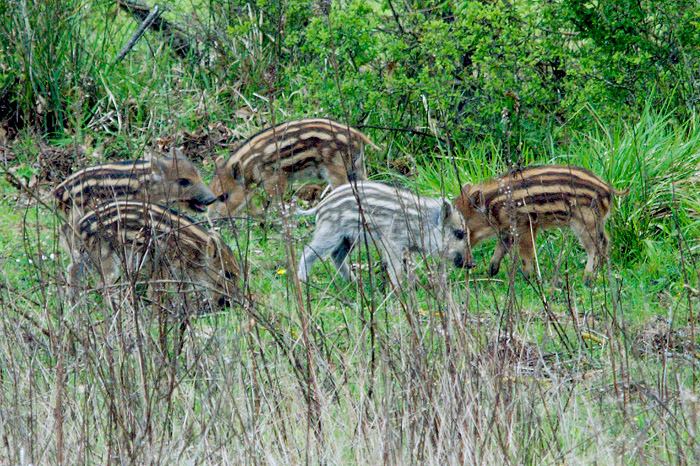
left=68, top=200, right=241, bottom=308
left=452, top=164, right=627, bottom=283
left=208, top=118, right=378, bottom=220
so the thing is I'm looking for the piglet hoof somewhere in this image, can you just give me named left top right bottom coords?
left=487, top=262, right=500, bottom=277
left=346, top=264, right=359, bottom=282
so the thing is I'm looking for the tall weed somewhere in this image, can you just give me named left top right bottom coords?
left=567, top=106, right=700, bottom=261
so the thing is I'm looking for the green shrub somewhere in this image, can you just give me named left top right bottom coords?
left=3, top=0, right=700, bottom=160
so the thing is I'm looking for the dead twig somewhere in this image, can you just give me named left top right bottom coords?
left=114, top=5, right=161, bottom=64
left=116, top=0, right=199, bottom=60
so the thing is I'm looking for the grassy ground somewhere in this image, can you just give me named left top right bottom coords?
left=2, top=0, right=699, bottom=462
left=1, top=110, right=699, bottom=464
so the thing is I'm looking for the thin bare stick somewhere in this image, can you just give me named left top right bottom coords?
left=117, top=0, right=198, bottom=59
left=114, top=5, right=161, bottom=64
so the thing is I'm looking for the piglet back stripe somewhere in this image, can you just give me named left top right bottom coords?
left=476, top=165, right=616, bottom=208
left=321, top=182, right=434, bottom=209
left=516, top=166, right=614, bottom=194
left=490, top=185, right=603, bottom=209
left=56, top=160, right=151, bottom=190
left=512, top=165, right=613, bottom=192
left=224, top=118, right=375, bottom=169
left=313, top=182, right=438, bottom=223
left=78, top=201, right=209, bottom=246
left=54, top=160, right=152, bottom=203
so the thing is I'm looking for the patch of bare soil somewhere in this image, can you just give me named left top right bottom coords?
left=498, top=333, right=543, bottom=363
left=482, top=331, right=553, bottom=375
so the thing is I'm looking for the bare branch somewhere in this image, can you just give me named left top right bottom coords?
left=114, top=5, right=161, bottom=64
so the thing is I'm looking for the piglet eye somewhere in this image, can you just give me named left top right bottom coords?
left=178, top=178, right=191, bottom=187
left=454, top=229, right=465, bottom=240
left=217, top=193, right=229, bottom=202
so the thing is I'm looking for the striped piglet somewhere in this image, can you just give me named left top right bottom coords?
left=54, top=149, right=216, bottom=224
left=452, top=164, right=627, bottom=282
left=208, top=118, right=378, bottom=219
left=296, top=181, right=468, bottom=287
left=68, top=201, right=241, bottom=308
left=54, top=149, right=216, bottom=255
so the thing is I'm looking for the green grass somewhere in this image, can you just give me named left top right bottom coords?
left=2, top=6, right=700, bottom=456
left=1, top=108, right=700, bottom=463
left=2, top=0, right=699, bottom=461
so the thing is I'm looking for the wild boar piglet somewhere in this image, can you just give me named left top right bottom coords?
left=68, top=200, right=240, bottom=308
left=452, top=164, right=627, bottom=283
left=297, top=181, right=468, bottom=287
left=208, top=118, right=378, bottom=220
left=54, top=148, right=216, bottom=252
left=54, top=148, right=216, bottom=222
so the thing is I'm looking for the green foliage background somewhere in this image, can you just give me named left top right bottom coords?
left=2, top=0, right=700, bottom=267
left=3, top=0, right=700, bottom=150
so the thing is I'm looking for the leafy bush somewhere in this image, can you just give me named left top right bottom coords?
left=561, top=0, right=700, bottom=114
left=3, top=0, right=700, bottom=153
left=304, top=1, right=696, bottom=149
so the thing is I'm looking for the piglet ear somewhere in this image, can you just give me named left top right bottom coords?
left=206, top=235, right=220, bottom=260
left=231, top=163, right=242, bottom=180
left=470, top=189, right=484, bottom=210
left=151, top=157, right=167, bottom=182
left=442, top=199, right=452, bottom=220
